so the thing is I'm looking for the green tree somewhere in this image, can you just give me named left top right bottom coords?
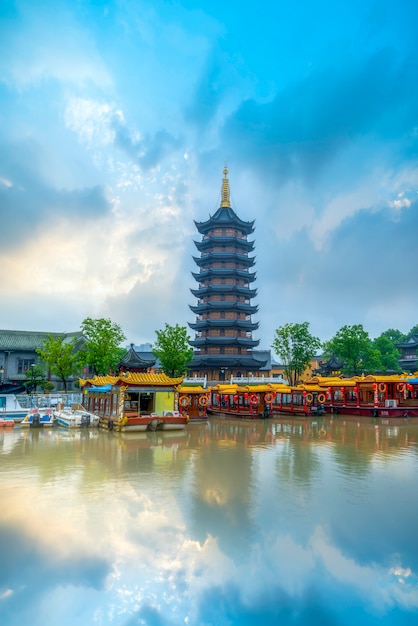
left=79, top=317, right=126, bottom=376
left=37, top=334, right=80, bottom=392
left=372, top=335, right=401, bottom=373
left=271, top=322, right=321, bottom=385
left=406, top=324, right=418, bottom=339
left=379, top=328, right=406, bottom=344
left=23, top=364, right=48, bottom=393
left=323, top=324, right=374, bottom=376
left=153, top=323, right=194, bottom=378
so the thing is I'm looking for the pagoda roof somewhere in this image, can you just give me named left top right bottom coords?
left=188, top=319, right=259, bottom=331
left=193, top=252, right=255, bottom=267
left=192, top=268, right=256, bottom=282
left=189, top=354, right=267, bottom=369
left=189, top=337, right=260, bottom=347
left=194, top=166, right=255, bottom=235
left=189, top=302, right=258, bottom=314
left=195, top=208, right=254, bottom=235
left=194, top=237, right=254, bottom=252
left=190, top=285, right=257, bottom=298
left=189, top=354, right=264, bottom=370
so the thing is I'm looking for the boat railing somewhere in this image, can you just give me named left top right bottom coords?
left=13, top=392, right=83, bottom=409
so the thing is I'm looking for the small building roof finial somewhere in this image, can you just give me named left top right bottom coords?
left=220, top=163, right=231, bottom=208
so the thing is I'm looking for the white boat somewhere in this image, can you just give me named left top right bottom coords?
left=20, top=407, right=55, bottom=427
left=0, top=394, right=32, bottom=423
left=53, top=403, right=100, bottom=428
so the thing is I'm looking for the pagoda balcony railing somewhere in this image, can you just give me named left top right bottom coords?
left=182, top=375, right=288, bottom=388
left=230, top=375, right=288, bottom=385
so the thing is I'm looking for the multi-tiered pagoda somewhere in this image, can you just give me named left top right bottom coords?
left=188, top=166, right=266, bottom=381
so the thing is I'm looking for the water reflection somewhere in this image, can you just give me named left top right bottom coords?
left=0, top=418, right=417, bottom=625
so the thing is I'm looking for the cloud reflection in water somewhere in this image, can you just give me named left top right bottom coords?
left=0, top=421, right=417, bottom=625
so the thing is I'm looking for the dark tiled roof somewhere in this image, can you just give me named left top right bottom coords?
left=0, top=330, right=82, bottom=351
left=397, top=335, right=418, bottom=348
left=119, top=345, right=156, bottom=369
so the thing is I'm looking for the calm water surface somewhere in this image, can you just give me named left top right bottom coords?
left=1, top=417, right=418, bottom=625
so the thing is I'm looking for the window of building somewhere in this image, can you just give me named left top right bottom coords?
left=17, top=359, right=35, bottom=374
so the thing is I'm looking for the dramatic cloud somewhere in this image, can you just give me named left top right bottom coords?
left=0, top=0, right=417, bottom=342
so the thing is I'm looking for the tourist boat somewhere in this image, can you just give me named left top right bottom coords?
left=80, top=372, right=189, bottom=432
left=207, top=374, right=418, bottom=420
left=109, top=411, right=189, bottom=433
left=263, top=374, right=418, bottom=419
left=53, top=403, right=100, bottom=428
left=0, top=393, right=32, bottom=423
left=177, top=384, right=209, bottom=421
left=21, top=407, right=55, bottom=427
left=208, top=383, right=285, bottom=419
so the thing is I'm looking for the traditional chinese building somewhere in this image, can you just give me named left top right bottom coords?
left=188, top=166, right=267, bottom=381
left=118, top=343, right=156, bottom=373
left=396, top=335, right=418, bottom=373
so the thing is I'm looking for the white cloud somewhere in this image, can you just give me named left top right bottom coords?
left=0, top=3, right=112, bottom=89
left=65, top=98, right=124, bottom=147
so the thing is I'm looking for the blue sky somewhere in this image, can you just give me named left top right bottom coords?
left=1, top=0, right=417, bottom=349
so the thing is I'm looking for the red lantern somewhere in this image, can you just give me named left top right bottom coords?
left=216, top=394, right=220, bottom=401
left=233, top=395, right=239, bottom=402
left=302, top=391, right=307, bottom=397
left=372, top=383, right=377, bottom=389
left=223, top=395, right=228, bottom=401
left=340, top=387, right=345, bottom=393
left=244, top=392, right=249, bottom=399
left=354, top=387, right=358, bottom=393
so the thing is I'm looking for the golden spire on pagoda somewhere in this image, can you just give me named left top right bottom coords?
left=220, top=164, right=231, bottom=208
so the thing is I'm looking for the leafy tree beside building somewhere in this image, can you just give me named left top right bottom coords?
left=372, top=335, right=401, bottom=372
left=322, top=324, right=371, bottom=375
left=272, top=322, right=321, bottom=385
left=37, top=334, right=80, bottom=392
left=23, top=363, right=49, bottom=393
left=79, top=317, right=126, bottom=376
left=324, top=324, right=403, bottom=375
left=153, top=323, right=194, bottom=378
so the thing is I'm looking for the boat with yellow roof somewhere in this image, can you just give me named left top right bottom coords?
left=80, top=372, right=189, bottom=432
left=208, top=382, right=281, bottom=418
left=207, top=373, right=418, bottom=419
left=177, top=384, right=209, bottom=421
left=297, top=374, right=418, bottom=418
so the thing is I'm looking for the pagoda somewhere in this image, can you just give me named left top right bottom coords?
left=188, top=166, right=266, bottom=381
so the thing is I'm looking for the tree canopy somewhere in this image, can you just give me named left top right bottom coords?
left=323, top=324, right=374, bottom=375
left=153, top=323, right=194, bottom=378
left=37, top=334, right=80, bottom=392
left=372, top=335, right=401, bottom=373
left=23, top=363, right=49, bottom=393
left=271, top=322, right=321, bottom=385
left=79, top=317, right=126, bottom=376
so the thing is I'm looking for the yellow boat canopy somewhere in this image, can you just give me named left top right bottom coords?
left=80, top=372, right=184, bottom=388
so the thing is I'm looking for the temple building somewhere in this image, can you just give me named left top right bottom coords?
left=188, top=166, right=267, bottom=381
left=396, top=335, right=418, bottom=373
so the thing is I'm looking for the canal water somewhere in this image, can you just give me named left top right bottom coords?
left=1, top=417, right=418, bottom=626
